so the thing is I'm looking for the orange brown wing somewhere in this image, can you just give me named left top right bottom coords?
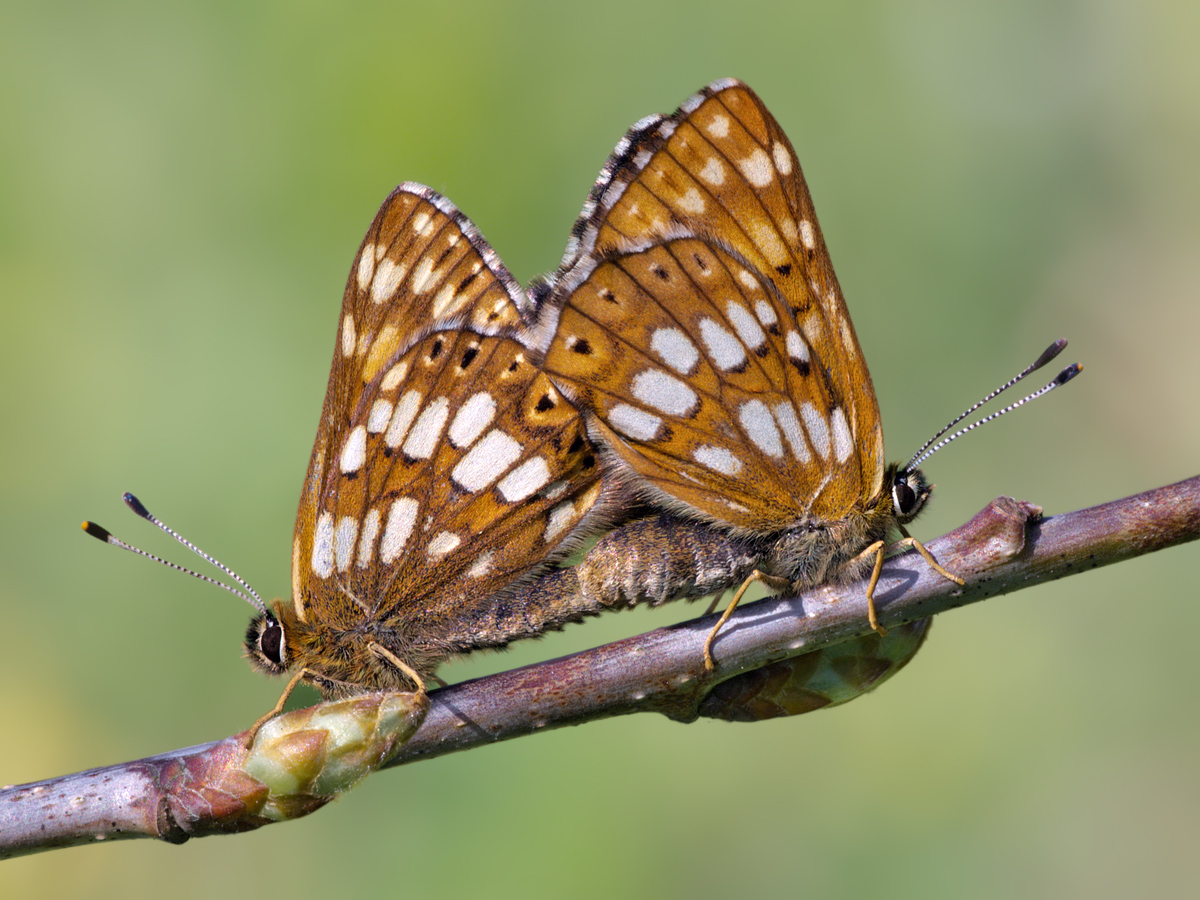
left=543, top=237, right=865, bottom=532
left=536, top=80, right=885, bottom=529
left=293, top=186, right=604, bottom=642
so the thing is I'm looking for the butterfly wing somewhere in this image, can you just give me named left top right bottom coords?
left=544, top=237, right=867, bottom=532
left=293, top=186, right=604, bottom=651
left=538, top=80, right=885, bottom=530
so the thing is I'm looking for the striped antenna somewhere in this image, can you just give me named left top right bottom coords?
left=82, top=492, right=267, bottom=615
left=905, top=340, right=1082, bottom=472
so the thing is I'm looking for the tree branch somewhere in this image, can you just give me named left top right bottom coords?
left=3, top=475, right=1197, bottom=858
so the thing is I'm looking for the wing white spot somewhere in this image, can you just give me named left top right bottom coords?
left=650, top=327, right=700, bottom=375
left=608, top=403, right=663, bottom=441
left=774, top=402, right=811, bottom=463
left=739, top=148, right=774, bottom=188
left=726, top=301, right=766, bottom=350
left=385, top=389, right=422, bottom=448
left=739, top=399, right=783, bottom=457
left=340, top=315, right=356, bottom=357
left=699, top=157, right=725, bottom=186
left=427, top=531, right=460, bottom=558
left=449, top=391, right=496, bottom=448
left=411, top=211, right=433, bottom=235
left=802, top=312, right=824, bottom=347
left=544, top=501, right=577, bottom=543
left=754, top=299, right=777, bottom=328
left=786, top=330, right=809, bottom=365
left=498, top=456, right=552, bottom=503
left=432, top=282, right=461, bottom=319
left=694, top=445, right=743, bottom=476
left=356, top=508, right=380, bottom=567
left=677, top=187, right=706, bottom=214
left=371, top=259, right=406, bottom=304
left=466, top=551, right=494, bottom=579
left=736, top=268, right=761, bottom=292
left=410, top=257, right=440, bottom=294
left=801, top=402, right=831, bottom=460
left=799, top=219, right=816, bottom=251
left=772, top=142, right=793, bottom=176
left=699, top=317, right=746, bottom=371
left=539, top=479, right=571, bottom=501
left=380, top=497, right=419, bottom=564
left=451, top=429, right=522, bottom=492
left=356, top=245, right=375, bottom=291
left=339, top=425, right=367, bottom=474
left=706, top=114, right=730, bottom=138
left=631, top=369, right=698, bottom=417
left=380, top=361, right=409, bottom=393
left=334, top=515, right=358, bottom=573
left=401, top=396, right=450, bottom=459
left=748, top=218, right=789, bottom=268
left=838, top=313, right=857, bottom=357
left=831, top=407, right=854, bottom=464
left=311, top=511, right=334, bottom=579
left=367, top=399, right=393, bottom=434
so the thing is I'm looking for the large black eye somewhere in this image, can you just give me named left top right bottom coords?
left=259, top=616, right=284, bottom=665
left=893, top=478, right=918, bottom=517
left=246, top=613, right=286, bottom=672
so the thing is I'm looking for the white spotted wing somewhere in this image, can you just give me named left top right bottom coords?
left=536, top=80, right=885, bottom=532
left=293, top=185, right=604, bottom=669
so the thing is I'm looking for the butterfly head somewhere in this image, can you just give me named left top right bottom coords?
left=243, top=598, right=433, bottom=698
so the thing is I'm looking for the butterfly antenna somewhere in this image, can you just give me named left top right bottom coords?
left=905, top=340, right=1082, bottom=471
left=81, top=492, right=268, bottom=615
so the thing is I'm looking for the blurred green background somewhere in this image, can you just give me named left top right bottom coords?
left=2, top=0, right=1197, bottom=896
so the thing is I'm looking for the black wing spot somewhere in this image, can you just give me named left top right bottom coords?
left=458, top=271, right=479, bottom=291
left=693, top=252, right=710, bottom=271
left=508, top=358, right=522, bottom=372
left=650, top=264, right=670, bottom=281
left=753, top=344, right=770, bottom=358
left=776, top=264, right=792, bottom=277
left=581, top=453, right=595, bottom=469
left=790, top=358, right=811, bottom=376
left=568, top=435, right=585, bottom=454
left=460, top=346, right=479, bottom=369
left=599, top=288, right=619, bottom=305
left=429, top=337, right=444, bottom=360
left=572, top=338, right=593, bottom=355
left=536, top=394, right=556, bottom=412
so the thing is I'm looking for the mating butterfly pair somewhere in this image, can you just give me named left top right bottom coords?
left=243, top=79, right=955, bottom=715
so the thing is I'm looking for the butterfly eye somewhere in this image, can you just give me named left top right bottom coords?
left=891, top=471, right=929, bottom=522
left=245, top=613, right=287, bottom=674
left=259, top=616, right=285, bottom=664
left=892, top=479, right=916, bottom=516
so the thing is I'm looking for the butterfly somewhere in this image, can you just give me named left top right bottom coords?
left=242, top=184, right=620, bottom=706
left=530, top=78, right=963, bottom=669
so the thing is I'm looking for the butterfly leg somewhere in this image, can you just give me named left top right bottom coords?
left=859, top=535, right=965, bottom=635
left=368, top=642, right=430, bottom=696
left=702, top=592, right=726, bottom=616
left=245, top=667, right=310, bottom=746
left=892, top=536, right=965, bottom=595
left=704, top=570, right=791, bottom=672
